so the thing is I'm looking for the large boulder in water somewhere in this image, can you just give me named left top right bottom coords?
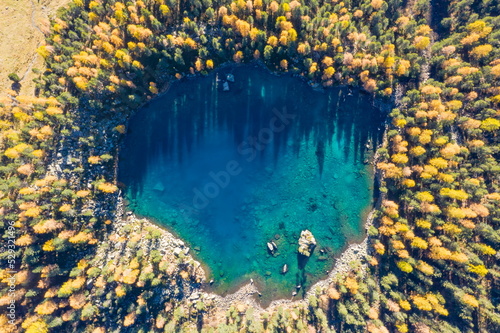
left=298, top=230, right=317, bottom=257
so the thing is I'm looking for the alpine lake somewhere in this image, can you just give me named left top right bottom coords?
left=118, top=65, right=385, bottom=303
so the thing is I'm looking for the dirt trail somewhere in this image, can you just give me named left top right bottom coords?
left=0, top=0, right=69, bottom=97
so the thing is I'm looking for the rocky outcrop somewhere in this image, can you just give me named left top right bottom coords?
left=298, top=230, right=317, bottom=257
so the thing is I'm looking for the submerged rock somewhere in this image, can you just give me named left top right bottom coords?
left=153, top=181, right=165, bottom=192
left=298, top=230, right=317, bottom=257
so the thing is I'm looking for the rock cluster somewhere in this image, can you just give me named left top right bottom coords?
left=298, top=230, right=317, bottom=257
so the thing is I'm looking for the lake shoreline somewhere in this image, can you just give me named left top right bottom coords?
left=111, top=64, right=388, bottom=308
left=117, top=64, right=385, bottom=304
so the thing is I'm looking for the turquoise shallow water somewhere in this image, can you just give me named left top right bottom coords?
left=118, top=65, right=383, bottom=302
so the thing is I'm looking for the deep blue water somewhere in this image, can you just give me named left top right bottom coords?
left=118, top=65, right=383, bottom=302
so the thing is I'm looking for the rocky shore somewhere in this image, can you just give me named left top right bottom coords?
left=94, top=195, right=205, bottom=279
